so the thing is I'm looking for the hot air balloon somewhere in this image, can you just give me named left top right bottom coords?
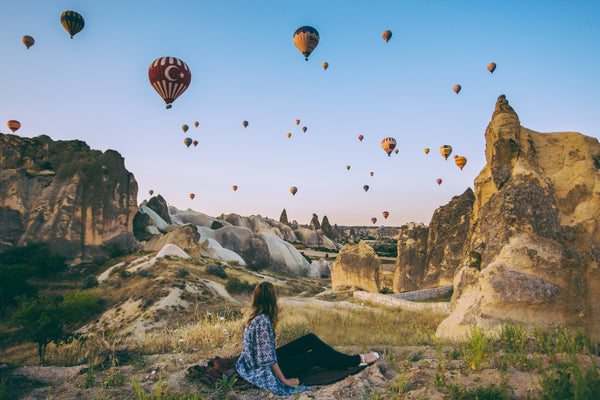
left=436, top=178, right=442, bottom=185
left=346, top=165, right=351, bottom=170
left=394, top=149, right=399, bottom=154
left=453, top=84, right=461, bottom=94
left=295, top=119, right=300, bottom=125
left=189, top=193, right=195, bottom=200
left=60, top=11, right=84, bottom=38
left=371, top=217, right=377, bottom=224
left=382, top=211, right=389, bottom=219
left=290, top=186, right=298, bottom=196
left=232, top=185, right=238, bottom=192
left=184, top=137, right=192, bottom=147
left=454, top=155, right=458, bottom=159
left=287, top=133, right=292, bottom=138
left=440, top=145, right=452, bottom=160
left=381, top=137, right=397, bottom=157
left=242, top=120, right=248, bottom=128
left=193, top=140, right=198, bottom=147
left=487, top=62, right=497, bottom=73
left=302, top=126, right=307, bottom=133
left=424, top=148, right=430, bottom=155
left=22, top=35, right=35, bottom=49
left=149, top=190, right=154, bottom=196
left=148, top=57, right=191, bottom=109
left=358, top=135, right=364, bottom=141
left=7, top=120, right=20, bottom=132
left=363, top=185, right=369, bottom=192
left=322, top=62, right=328, bottom=70
left=370, top=171, right=374, bottom=176
left=293, top=26, right=319, bottom=61
left=194, top=121, right=199, bottom=127
left=182, top=124, right=189, bottom=133
left=455, top=156, right=467, bottom=170
left=382, top=30, right=392, bottom=43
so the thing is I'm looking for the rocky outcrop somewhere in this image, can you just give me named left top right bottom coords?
left=143, top=225, right=203, bottom=256
left=146, top=195, right=170, bottom=224
left=436, top=95, right=600, bottom=340
left=279, top=208, right=288, bottom=225
left=309, top=213, right=320, bottom=230
left=0, top=134, right=137, bottom=260
left=331, top=241, right=382, bottom=292
left=393, top=223, right=429, bottom=292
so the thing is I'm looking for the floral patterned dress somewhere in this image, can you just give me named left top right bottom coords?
left=236, top=314, right=312, bottom=396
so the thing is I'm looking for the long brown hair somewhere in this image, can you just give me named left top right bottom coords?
left=244, top=281, right=279, bottom=329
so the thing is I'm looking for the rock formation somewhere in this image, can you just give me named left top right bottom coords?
left=393, top=223, right=429, bottom=292
left=146, top=195, right=170, bottom=224
left=309, top=213, right=320, bottom=230
left=0, top=134, right=137, bottom=260
left=436, top=95, right=600, bottom=340
left=331, top=241, right=382, bottom=292
left=321, top=215, right=334, bottom=238
left=279, top=208, right=288, bottom=225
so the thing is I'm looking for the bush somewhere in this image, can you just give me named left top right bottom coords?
left=175, top=268, right=189, bottom=279
left=206, top=264, right=227, bottom=279
left=82, top=275, right=98, bottom=289
left=225, top=278, right=254, bottom=295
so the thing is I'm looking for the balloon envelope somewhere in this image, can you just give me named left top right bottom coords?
left=322, top=62, right=328, bottom=70
left=487, top=62, right=497, bottom=73
left=382, top=211, right=389, bottom=219
left=290, top=186, right=298, bottom=195
left=436, top=178, right=442, bottom=185
left=424, top=148, right=430, bottom=154
left=189, top=193, right=195, bottom=199
left=194, top=121, right=199, bottom=127
left=455, top=156, right=467, bottom=170
left=287, top=133, right=292, bottom=138
left=22, top=35, right=35, bottom=49
left=182, top=124, right=189, bottom=132
left=453, top=84, right=461, bottom=94
left=381, top=137, right=397, bottom=156
left=60, top=11, right=84, bottom=38
left=295, top=119, right=300, bottom=125
left=440, top=145, right=453, bottom=160
left=148, top=57, right=191, bottom=108
left=370, top=171, right=374, bottom=176
left=346, top=165, right=351, bottom=170
left=232, top=185, right=238, bottom=191
left=193, top=140, right=198, bottom=147
left=184, top=137, right=192, bottom=147
left=358, top=135, right=364, bottom=141
left=7, top=120, right=20, bottom=132
left=149, top=190, right=154, bottom=196
left=242, top=120, right=248, bottom=128
left=371, top=218, right=377, bottom=224
left=302, top=126, right=307, bottom=132
left=293, top=26, right=319, bottom=60
left=382, top=30, right=392, bottom=42
left=363, top=185, right=369, bottom=192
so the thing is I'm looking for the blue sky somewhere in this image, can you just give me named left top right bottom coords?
left=1, top=0, right=598, bottom=226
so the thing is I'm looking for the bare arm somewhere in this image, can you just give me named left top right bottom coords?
left=271, top=363, right=299, bottom=386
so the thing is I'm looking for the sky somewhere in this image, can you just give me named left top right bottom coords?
left=1, top=0, right=599, bottom=227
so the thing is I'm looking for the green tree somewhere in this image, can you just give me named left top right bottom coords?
left=0, top=243, right=66, bottom=277
left=0, top=265, right=36, bottom=317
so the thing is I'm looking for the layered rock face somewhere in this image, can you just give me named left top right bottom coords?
left=437, top=95, right=600, bottom=340
left=331, top=241, right=382, bottom=292
left=393, top=223, right=429, bottom=292
left=0, top=134, right=137, bottom=260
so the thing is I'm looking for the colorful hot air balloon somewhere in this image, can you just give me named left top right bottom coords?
left=382, top=211, right=389, bottom=219
left=148, top=57, right=191, bottom=109
left=302, top=126, right=307, bottom=133
left=189, top=193, right=195, bottom=200
left=382, top=30, right=392, bottom=43
left=287, top=133, right=292, bottom=138
left=424, top=148, right=430, bottom=154
left=290, top=186, right=298, bottom=196
left=454, top=155, right=458, bottom=159
left=293, top=26, right=319, bottom=61
left=436, top=178, right=443, bottom=185
left=22, top=35, right=35, bottom=49
left=455, top=156, right=467, bottom=170
left=149, top=190, right=154, bottom=196
left=371, top=217, right=377, bottom=224
left=193, top=140, right=198, bottom=147
left=242, top=120, right=248, bottom=128
left=381, top=137, right=397, bottom=157
left=453, top=84, right=461, bottom=94
left=295, top=119, right=300, bottom=125
left=7, top=120, right=20, bottom=132
left=184, top=137, right=192, bottom=147
left=394, top=149, right=399, bottom=154
left=346, top=165, right=351, bottom=170
left=358, top=135, right=364, bottom=141
left=232, top=185, right=238, bottom=192
left=322, top=62, right=329, bottom=70
left=60, top=11, right=84, bottom=39
left=182, top=124, right=189, bottom=133
left=440, top=145, right=453, bottom=160
left=363, top=185, right=369, bottom=192
left=370, top=171, right=374, bottom=176
left=194, top=121, right=199, bottom=127
left=487, top=62, right=497, bottom=73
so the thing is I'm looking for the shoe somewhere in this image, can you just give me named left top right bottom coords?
left=359, top=352, right=380, bottom=366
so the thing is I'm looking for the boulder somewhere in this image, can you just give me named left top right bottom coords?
left=259, top=232, right=310, bottom=275
left=331, top=241, right=382, bottom=292
left=310, top=258, right=331, bottom=278
left=393, top=222, right=429, bottom=292
left=146, top=195, right=171, bottom=224
left=200, top=238, right=246, bottom=266
left=436, top=95, right=600, bottom=340
left=143, top=225, right=203, bottom=256
left=213, top=225, right=273, bottom=270
left=170, top=207, right=225, bottom=228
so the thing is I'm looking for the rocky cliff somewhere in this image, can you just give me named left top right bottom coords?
left=436, top=95, right=600, bottom=340
left=331, top=241, right=382, bottom=292
left=0, top=134, right=138, bottom=260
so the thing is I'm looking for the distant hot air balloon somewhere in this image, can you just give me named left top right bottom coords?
left=149, top=190, right=154, bottom=196
left=184, top=137, right=192, bottom=147
left=424, top=148, right=430, bottom=155
left=346, top=165, right=351, bottom=170
left=293, top=26, right=319, bottom=61
left=287, top=133, right=292, bottom=138
left=189, top=193, right=195, bottom=200
left=381, top=137, right=397, bottom=157
left=394, top=149, right=399, bottom=154
left=358, top=135, right=364, bottom=141
left=242, top=120, right=248, bottom=128
left=302, top=126, right=307, bottom=133
left=382, top=30, right=392, bottom=43
left=322, top=62, right=329, bottom=70
left=60, top=11, right=84, bottom=39
left=382, top=211, right=389, bottom=219
left=290, top=186, right=298, bottom=196
left=455, top=156, right=467, bottom=170
left=363, top=185, right=369, bottom=192
left=193, top=140, right=198, bottom=147
left=440, top=145, right=453, bottom=160
left=436, top=178, right=443, bottom=185
left=487, top=62, right=497, bottom=73
left=453, top=84, right=461, bottom=94
left=370, top=171, right=374, bottom=176
left=22, top=35, right=35, bottom=49
left=182, top=124, right=189, bottom=133
left=194, top=121, right=199, bottom=127
left=454, top=155, right=458, bottom=159
left=148, top=57, right=191, bottom=109
left=232, top=185, right=238, bottom=191
left=7, top=120, right=20, bottom=132
left=371, top=217, right=377, bottom=224
left=295, top=119, right=300, bottom=125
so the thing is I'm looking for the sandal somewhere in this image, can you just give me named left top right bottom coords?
left=359, top=352, right=380, bottom=366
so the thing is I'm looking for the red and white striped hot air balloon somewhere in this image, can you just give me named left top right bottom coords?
left=148, top=57, right=191, bottom=109
left=381, top=137, right=397, bottom=157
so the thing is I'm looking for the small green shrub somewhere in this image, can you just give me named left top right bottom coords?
left=174, top=268, right=189, bottom=279
left=461, top=326, right=493, bottom=371
left=536, top=355, right=600, bottom=400
left=103, top=369, right=125, bottom=387
left=225, top=278, right=254, bottom=295
left=206, top=264, right=227, bottom=279
left=82, top=275, right=98, bottom=289
left=445, top=381, right=511, bottom=400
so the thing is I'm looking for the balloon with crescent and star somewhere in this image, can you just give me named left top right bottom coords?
left=148, top=57, right=191, bottom=109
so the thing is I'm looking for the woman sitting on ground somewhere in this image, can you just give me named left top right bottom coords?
left=236, top=281, right=379, bottom=396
